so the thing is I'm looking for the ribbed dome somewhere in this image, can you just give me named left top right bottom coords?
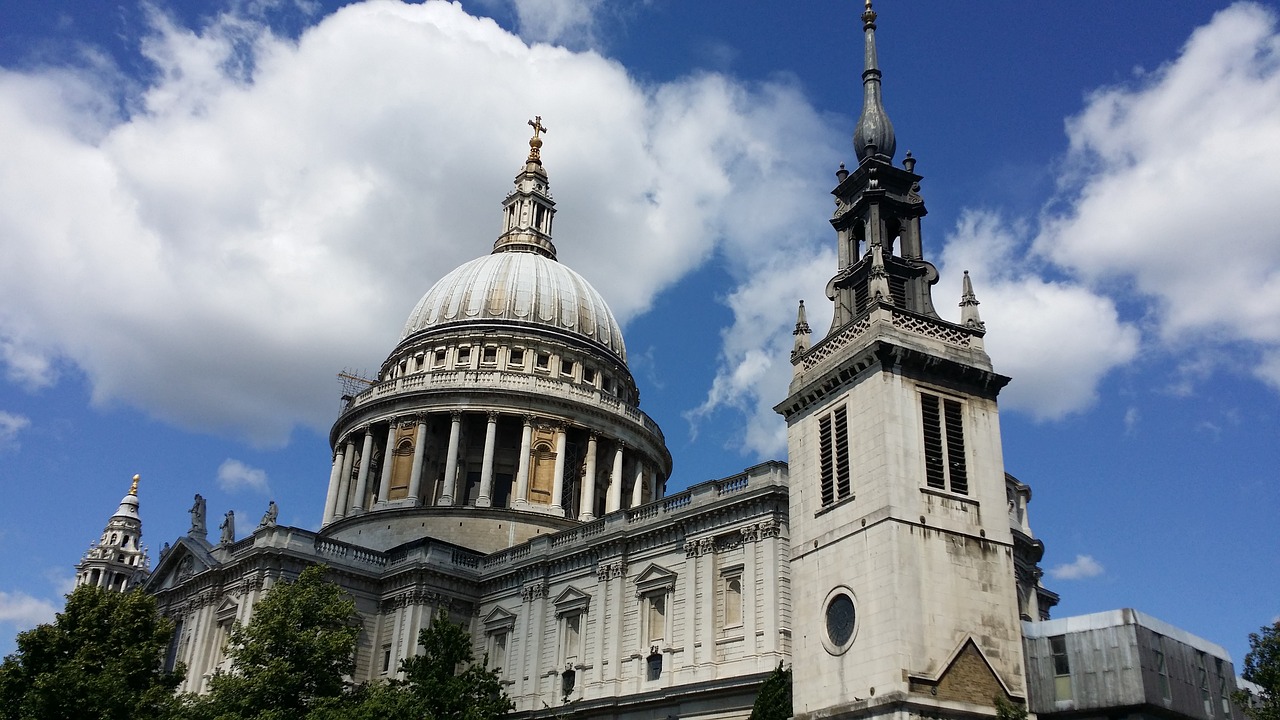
left=401, top=251, right=627, bottom=362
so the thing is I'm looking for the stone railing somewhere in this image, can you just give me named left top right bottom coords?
left=345, top=369, right=665, bottom=441
left=801, top=304, right=978, bottom=372
left=478, top=461, right=788, bottom=572
left=314, top=537, right=388, bottom=568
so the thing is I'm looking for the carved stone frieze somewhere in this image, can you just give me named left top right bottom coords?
left=595, top=559, right=626, bottom=582
left=520, top=581, right=549, bottom=602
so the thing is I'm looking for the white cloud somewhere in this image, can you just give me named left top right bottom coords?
left=1036, top=3, right=1280, bottom=392
left=1049, top=554, right=1105, bottom=581
left=0, top=1, right=840, bottom=446
left=217, top=458, right=271, bottom=494
left=506, top=0, right=604, bottom=48
left=0, top=590, right=59, bottom=630
left=938, top=210, right=1140, bottom=420
left=0, top=410, right=30, bottom=451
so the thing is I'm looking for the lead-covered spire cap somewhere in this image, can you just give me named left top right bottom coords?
left=852, top=0, right=897, bottom=162
left=113, top=474, right=141, bottom=520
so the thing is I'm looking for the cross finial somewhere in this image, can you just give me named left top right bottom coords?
left=526, top=115, right=548, bottom=163
left=528, top=115, right=547, bottom=139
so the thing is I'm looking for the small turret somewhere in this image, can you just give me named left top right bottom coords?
left=792, top=300, right=812, bottom=361
left=493, top=116, right=559, bottom=260
left=75, top=474, right=151, bottom=592
left=960, top=270, right=985, bottom=331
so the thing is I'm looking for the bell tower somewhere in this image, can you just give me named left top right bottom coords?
left=777, top=3, right=1027, bottom=719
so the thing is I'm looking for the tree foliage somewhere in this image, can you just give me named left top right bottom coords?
left=749, top=662, right=792, bottom=720
left=0, top=585, right=184, bottom=720
left=394, top=608, right=514, bottom=720
left=994, top=695, right=1029, bottom=720
left=191, top=564, right=361, bottom=720
left=1235, top=620, right=1280, bottom=720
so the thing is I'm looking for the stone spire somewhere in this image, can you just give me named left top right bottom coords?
left=75, top=474, right=151, bottom=592
left=791, top=300, right=812, bottom=360
left=960, top=270, right=985, bottom=330
left=852, top=0, right=896, bottom=162
left=493, top=116, right=558, bottom=260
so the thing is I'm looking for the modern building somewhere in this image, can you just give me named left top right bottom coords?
left=77, top=5, right=1242, bottom=720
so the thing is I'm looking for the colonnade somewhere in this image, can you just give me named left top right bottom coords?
left=322, top=410, right=661, bottom=526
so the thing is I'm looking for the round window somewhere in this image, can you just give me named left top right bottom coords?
left=821, top=587, right=858, bottom=655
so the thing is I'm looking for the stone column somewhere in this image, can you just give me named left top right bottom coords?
left=323, top=447, right=344, bottom=525
left=336, top=437, right=357, bottom=519
left=743, top=526, right=758, bottom=659
left=476, top=411, right=498, bottom=507
left=513, top=416, right=533, bottom=509
left=377, top=422, right=396, bottom=505
left=408, top=417, right=427, bottom=505
left=550, top=425, right=566, bottom=515
left=351, top=428, right=375, bottom=513
left=441, top=411, right=462, bottom=506
left=761, top=522, right=779, bottom=657
left=630, top=461, right=644, bottom=508
left=579, top=434, right=598, bottom=521
left=605, top=444, right=624, bottom=513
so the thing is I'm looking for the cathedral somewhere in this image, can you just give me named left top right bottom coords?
left=74, top=5, right=1244, bottom=720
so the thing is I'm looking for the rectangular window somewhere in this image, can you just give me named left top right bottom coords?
left=536, top=353, right=550, bottom=370
left=1200, top=654, right=1213, bottom=716
left=722, top=573, right=743, bottom=629
left=583, top=367, right=596, bottom=384
left=1050, top=635, right=1072, bottom=701
left=457, top=347, right=472, bottom=366
left=482, top=346, right=497, bottom=365
left=382, top=645, right=392, bottom=674
left=1155, top=636, right=1171, bottom=701
left=817, top=405, right=852, bottom=507
left=1217, top=658, right=1231, bottom=717
left=647, top=594, right=666, bottom=644
left=561, top=359, right=575, bottom=376
left=491, top=632, right=508, bottom=673
left=509, top=348, right=525, bottom=367
left=563, top=613, right=582, bottom=663
left=818, top=414, right=835, bottom=506
left=434, top=349, right=446, bottom=367
left=921, top=392, right=968, bottom=494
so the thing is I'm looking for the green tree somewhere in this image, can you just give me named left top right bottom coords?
left=1235, top=620, right=1280, bottom=720
left=193, top=565, right=361, bottom=720
left=0, top=585, right=184, bottom=720
left=749, top=662, right=792, bottom=720
left=394, top=609, right=513, bottom=720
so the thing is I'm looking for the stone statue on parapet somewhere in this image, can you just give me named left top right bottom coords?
left=258, top=500, right=278, bottom=529
left=219, top=510, right=235, bottom=545
left=189, top=493, right=207, bottom=538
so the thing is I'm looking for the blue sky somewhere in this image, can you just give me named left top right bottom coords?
left=1, top=0, right=1277, bottom=666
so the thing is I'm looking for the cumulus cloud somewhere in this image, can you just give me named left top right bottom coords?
left=937, top=210, right=1140, bottom=420
left=506, top=0, right=604, bottom=48
left=0, top=1, right=840, bottom=445
left=0, top=411, right=31, bottom=451
left=0, top=590, right=58, bottom=630
left=217, top=458, right=271, bottom=494
left=1037, top=2, right=1280, bottom=392
left=1049, top=554, right=1105, bottom=581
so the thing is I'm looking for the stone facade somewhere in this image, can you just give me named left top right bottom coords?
left=72, top=8, right=1239, bottom=720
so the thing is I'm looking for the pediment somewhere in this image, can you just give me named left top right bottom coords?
left=907, top=637, right=1020, bottom=703
left=483, top=605, right=517, bottom=632
left=552, top=586, right=591, bottom=616
left=142, top=537, right=218, bottom=592
left=634, top=562, right=677, bottom=597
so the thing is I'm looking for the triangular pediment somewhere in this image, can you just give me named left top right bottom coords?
left=552, top=585, right=590, bottom=616
left=142, top=537, right=218, bottom=592
left=907, top=637, right=1021, bottom=704
left=633, top=562, right=677, bottom=597
left=483, top=605, right=517, bottom=631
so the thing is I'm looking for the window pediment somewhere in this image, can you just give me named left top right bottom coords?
left=484, top=606, right=517, bottom=632
left=552, top=586, right=591, bottom=617
left=634, top=563, right=677, bottom=598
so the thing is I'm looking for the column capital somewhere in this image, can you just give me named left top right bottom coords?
left=486, top=410, right=499, bottom=422
left=521, top=413, right=535, bottom=426
left=450, top=410, right=462, bottom=422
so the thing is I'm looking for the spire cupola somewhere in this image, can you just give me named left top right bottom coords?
left=493, top=116, right=559, bottom=260
left=75, top=474, right=151, bottom=592
left=852, top=0, right=896, bottom=163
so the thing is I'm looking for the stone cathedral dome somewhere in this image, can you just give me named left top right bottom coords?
left=400, top=250, right=627, bottom=363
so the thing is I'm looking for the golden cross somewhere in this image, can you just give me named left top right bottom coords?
left=528, top=115, right=548, bottom=139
